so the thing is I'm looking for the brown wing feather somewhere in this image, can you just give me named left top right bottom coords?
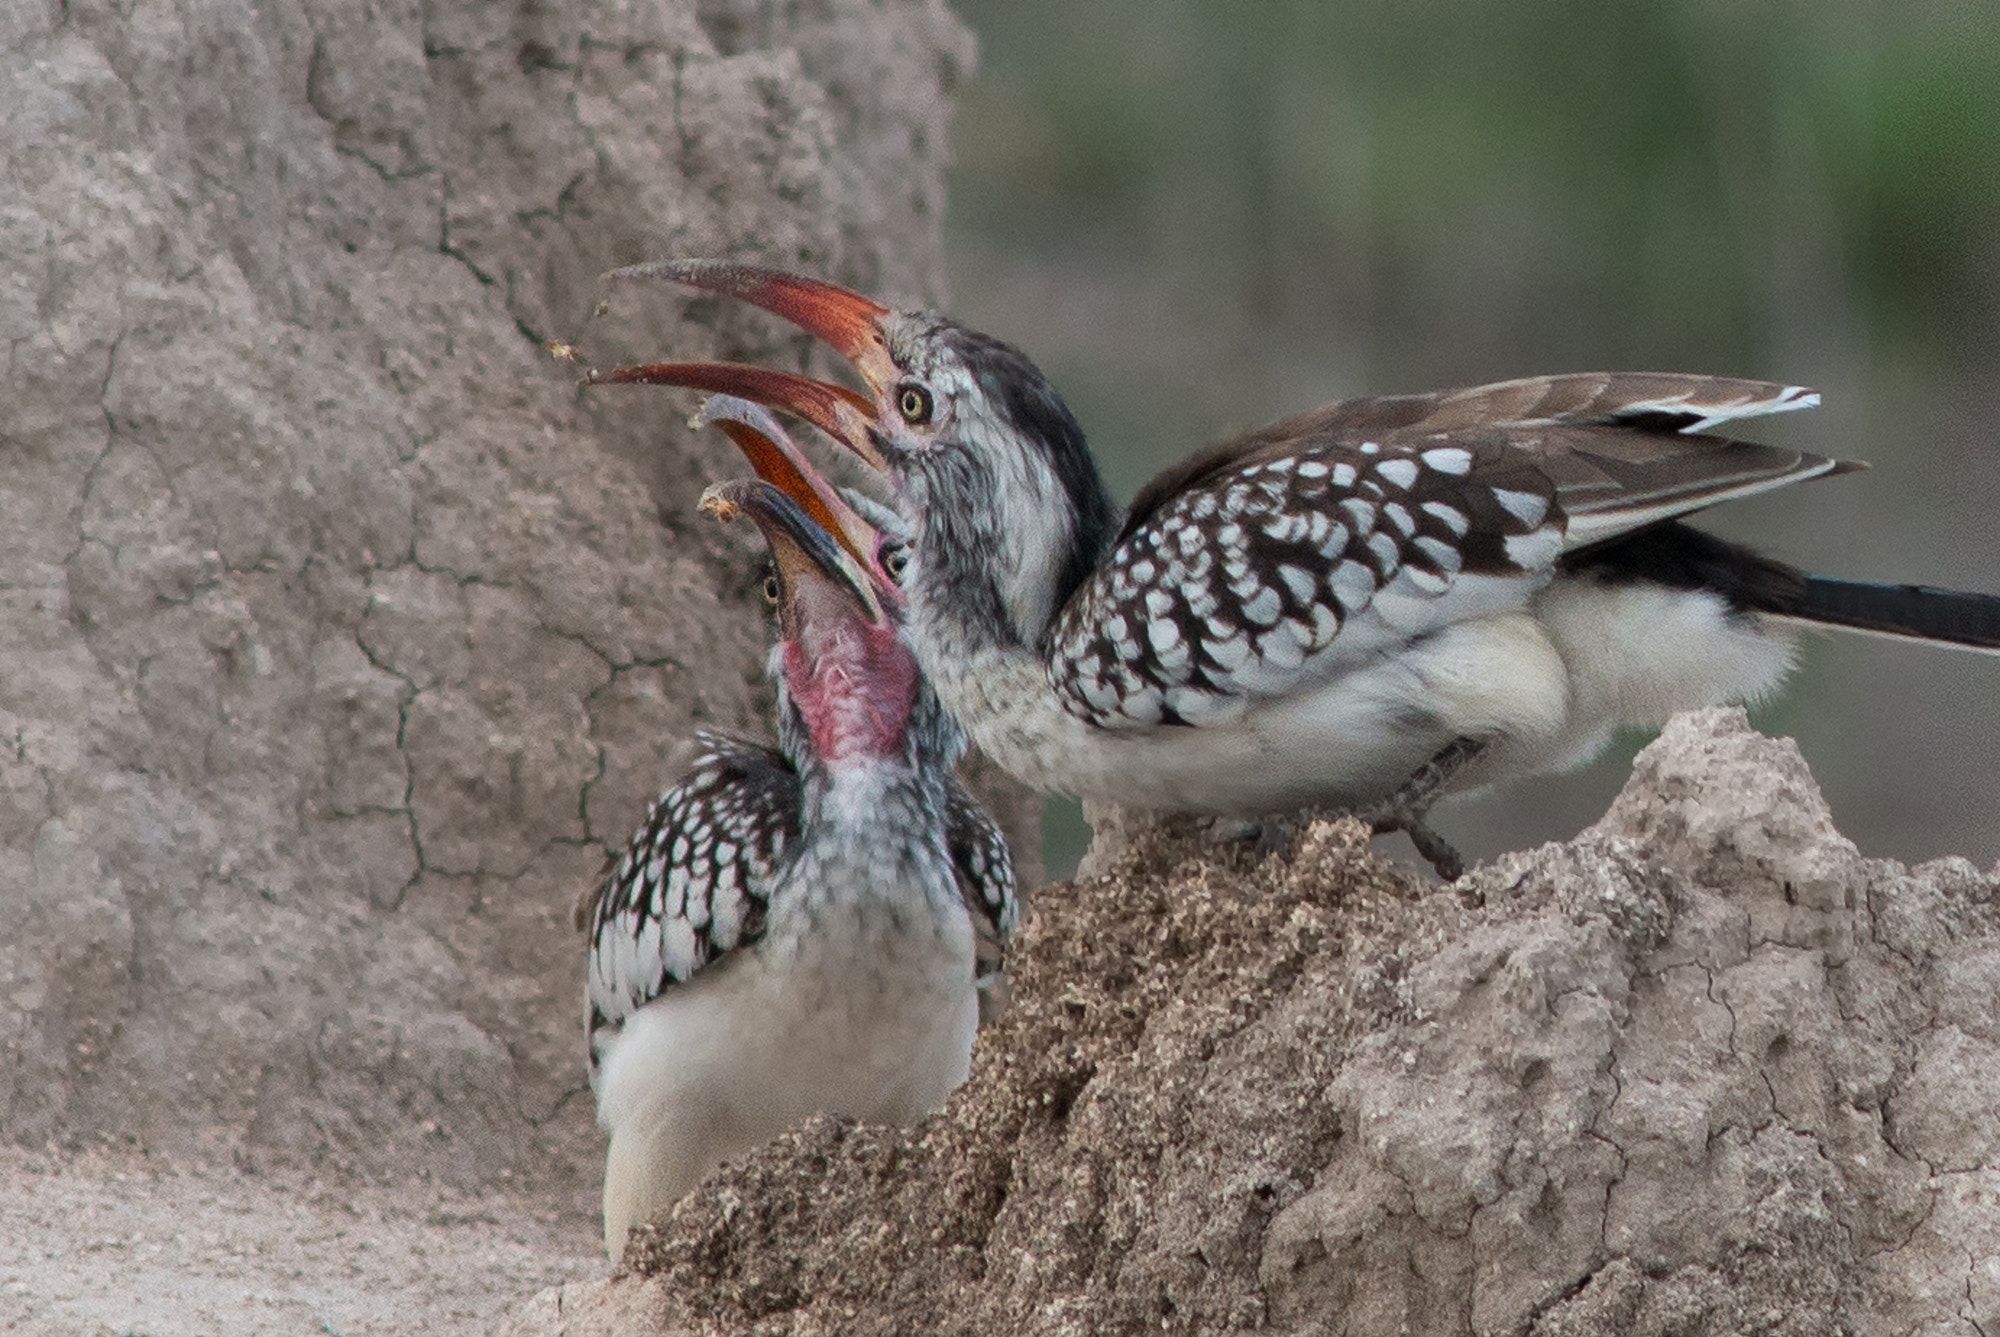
left=1055, top=374, right=1855, bottom=733
left=1122, top=373, right=1825, bottom=546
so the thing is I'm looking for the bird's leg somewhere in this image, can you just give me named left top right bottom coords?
left=1351, top=737, right=1487, bottom=880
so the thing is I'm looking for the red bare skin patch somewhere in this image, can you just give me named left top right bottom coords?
left=784, top=613, right=918, bottom=764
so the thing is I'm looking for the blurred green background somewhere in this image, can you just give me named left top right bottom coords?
left=942, top=0, right=2000, bottom=878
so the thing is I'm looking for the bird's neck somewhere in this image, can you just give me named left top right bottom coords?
left=902, top=628, right=1101, bottom=797
left=904, top=443, right=1118, bottom=659
left=780, top=623, right=921, bottom=768
left=788, top=741, right=960, bottom=930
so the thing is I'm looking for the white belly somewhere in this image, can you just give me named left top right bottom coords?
left=929, top=584, right=1795, bottom=816
left=595, top=911, right=976, bottom=1257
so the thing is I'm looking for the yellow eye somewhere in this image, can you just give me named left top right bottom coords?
left=761, top=572, right=781, bottom=604
left=897, top=384, right=933, bottom=426
left=881, top=543, right=910, bottom=583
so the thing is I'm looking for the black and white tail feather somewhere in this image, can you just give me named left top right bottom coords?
left=1772, top=578, right=2000, bottom=653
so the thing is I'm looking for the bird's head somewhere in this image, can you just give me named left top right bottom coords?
left=699, top=464, right=918, bottom=769
left=695, top=397, right=981, bottom=779
left=596, top=261, right=1119, bottom=650
left=694, top=394, right=914, bottom=600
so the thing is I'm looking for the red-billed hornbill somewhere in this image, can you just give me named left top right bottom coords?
left=579, top=399, right=1016, bottom=1259
left=591, top=261, right=2000, bottom=876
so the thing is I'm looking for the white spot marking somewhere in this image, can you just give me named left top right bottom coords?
left=1492, top=488, right=1550, bottom=527
left=1205, top=633, right=1250, bottom=670
left=1331, top=560, right=1377, bottom=612
left=1413, top=535, right=1464, bottom=574
left=1504, top=528, right=1564, bottom=570
left=1240, top=586, right=1283, bottom=627
left=1263, top=514, right=1304, bottom=543
left=1258, top=625, right=1306, bottom=670
left=1376, top=458, right=1420, bottom=490
left=1309, top=602, right=1341, bottom=647
left=1421, top=501, right=1470, bottom=536
left=1367, top=531, right=1401, bottom=571
left=1395, top=565, right=1452, bottom=596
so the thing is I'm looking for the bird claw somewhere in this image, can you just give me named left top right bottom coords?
left=1347, top=736, right=1485, bottom=880
left=1359, top=805, right=1466, bottom=881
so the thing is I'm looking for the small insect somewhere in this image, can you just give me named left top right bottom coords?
left=547, top=341, right=580, bottom=363
left=697, top=488, right=744, bottom=523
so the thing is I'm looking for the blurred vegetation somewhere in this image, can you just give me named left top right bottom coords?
left=943, top=0, right=2000, bottom=877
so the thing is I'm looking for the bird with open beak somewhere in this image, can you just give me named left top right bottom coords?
left=578, top=398, right=1016, bottom=1259
left=590, top=261, right=2000, bottom=878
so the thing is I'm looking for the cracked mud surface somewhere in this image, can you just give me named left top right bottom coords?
left=518, top=711, right=2000, bottom=1337
left=2, top=0, right=1026, bottom=1328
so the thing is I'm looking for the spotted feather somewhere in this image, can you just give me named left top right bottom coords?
left=580, top=733, right=798, bottom=1083
left=1048, top=373, right=1839, bottom=729
left=581, top=734, right=1022, bottom=1079
left=944, top=783, right=1020, bottom=1024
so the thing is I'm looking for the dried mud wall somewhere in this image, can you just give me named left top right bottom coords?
left=512, top=710, right=2000, bottom=1336
left=1, top=0, right=983, bottom=1210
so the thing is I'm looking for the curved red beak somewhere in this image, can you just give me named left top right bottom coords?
left=698, top=477, right=887, bottom=630
left=593, top=360, right=888, bottom=472
left=607, top=260, right=900, bottom=392
left=590, top=260, right=901, bottom=473
left=695, top=396, right=886, bottom=590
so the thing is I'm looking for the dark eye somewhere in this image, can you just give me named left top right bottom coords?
left=761, top=571, right=781, bottom=604
left=880, top=542, right=910, bottom=583
left=896, top=383, right=933, bottom=426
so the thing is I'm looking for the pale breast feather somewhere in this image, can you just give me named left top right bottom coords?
left=583, top=734, right=798, bottom=1077
left=1044, top=433, right=1565, bottom=728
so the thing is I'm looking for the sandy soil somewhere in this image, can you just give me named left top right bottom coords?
left=0, top=1146, right=602, bottom=1336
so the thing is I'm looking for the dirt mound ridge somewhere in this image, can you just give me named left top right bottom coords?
left=509, top=708, right=2000, bottom=1336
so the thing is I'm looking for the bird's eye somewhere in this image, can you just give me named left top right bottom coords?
left=880, top=542, right=910, bottom=583
left=896, top=383, right=934, bottom=426
left=761, top=572, right=781, bottom=605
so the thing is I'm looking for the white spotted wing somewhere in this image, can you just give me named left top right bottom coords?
left=580, top=733, right=797, bottom=1084
left=1047, top=373, right=1841, bottom=728
left=581, top=733, right=1024, bottom=1078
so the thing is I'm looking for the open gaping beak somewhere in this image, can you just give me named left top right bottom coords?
left=590, top=260, right=899, bottom=472
left=699, top=477, right=887, bottom=631
left=695, top=396, right=886, bottom=593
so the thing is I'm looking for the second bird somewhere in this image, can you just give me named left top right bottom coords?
left=579, top=399, right=1017, bottom=1260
